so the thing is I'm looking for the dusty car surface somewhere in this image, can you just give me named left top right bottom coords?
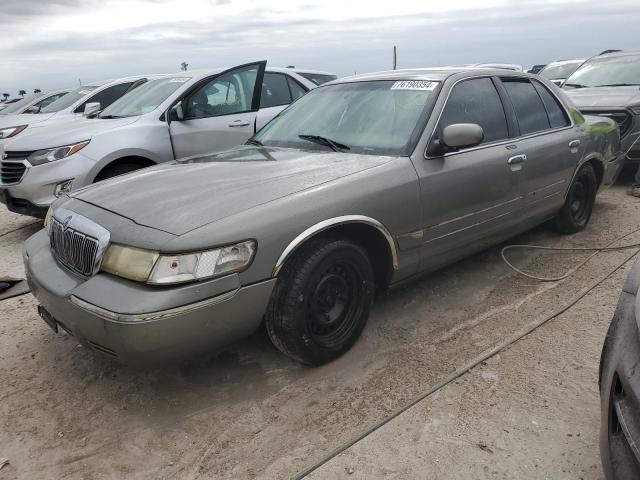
left=24, top=68, right=623, bottom=365
left=600, top=258, right=640, bottom=479
left=564, top=50, right=640, bottom=167
left=0, top=62, right=331, bottom=218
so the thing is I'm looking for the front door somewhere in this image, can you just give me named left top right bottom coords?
left=169, top=61, right=266, bottom=158
left=414, top=76, right=524, bottom=271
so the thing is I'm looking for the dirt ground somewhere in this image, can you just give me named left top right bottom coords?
left=1, top=177, right=639, bottom=480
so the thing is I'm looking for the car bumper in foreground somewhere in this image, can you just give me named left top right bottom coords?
left=24, top=230, right=276, bottom=365
left=600, top=260, right=640, bottom=479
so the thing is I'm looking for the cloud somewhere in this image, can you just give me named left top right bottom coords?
left=1, top=0, right=639, bottom=94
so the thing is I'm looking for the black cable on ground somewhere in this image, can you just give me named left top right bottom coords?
left=294, top=233, right=640, bottom=479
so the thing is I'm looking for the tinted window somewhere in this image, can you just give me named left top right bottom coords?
left=438, top=77, right=508, bottom=144
left=184, top=64, right=259, bottom=119
left=532, top=81, right=570, bottom=129
left=75, top=82, right=134, bottom=113
left=502, top=79, right=550, bottom=135
left=287, top=76, right=307, bottom=101
left=260, top=73, right=291, bottom=108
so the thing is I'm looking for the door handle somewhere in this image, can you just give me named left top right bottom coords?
left=507, top=154, right=527, bottom=165
left=229, top=119, right=250, bottom=127
left=569, top=140, right=581, bottom=152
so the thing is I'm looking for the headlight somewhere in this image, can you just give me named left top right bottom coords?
left=100, top=240, right=256, bottom=284
left=43, top=207, right=53, bottom=233
left=0, top=125, right=28, bottom=139
left=27, top=140, right=90, bottom=166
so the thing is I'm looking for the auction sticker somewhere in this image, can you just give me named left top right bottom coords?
left=391, top=80, right=438, bottom=91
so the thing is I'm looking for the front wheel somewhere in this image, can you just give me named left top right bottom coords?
left=553, top=163, right=597, bottom=234
left=265, top=238, right=374, bottom=365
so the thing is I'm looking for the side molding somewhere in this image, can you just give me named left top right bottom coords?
left=272, top=215, right=399, bottom=276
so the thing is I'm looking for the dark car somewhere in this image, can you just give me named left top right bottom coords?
left=564, top=50, right=640, bottom=167
left=600, top=258, right=640, bottom=479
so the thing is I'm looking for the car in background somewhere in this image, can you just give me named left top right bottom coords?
left=24, top=67, right=622, bottom=365
left=538, top=59, right=585, bottom=86
left=527, top=64, right=547, bottom=74
left=0, top=75, right=157, bottom=147
left=564, top=50, right=640, bottom=167
left=291, top=69, right=337, bottom=86
left=600, top=258, right=640, bottom=479
left=0, top=62, right=331, bottom=217
left=0, top=89, right=70, bottom=116
left=0, top=99, right=21, bottom=111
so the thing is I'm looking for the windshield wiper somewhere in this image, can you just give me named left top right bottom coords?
left=298, top=134, right=350, bottom=152
left=593, top=83, right=640, bottom=87
left=99, top=114, right=123, bottom=119
left=246, top=138, right=263, bottom=147
left=564, top=83, right=589, bottom=89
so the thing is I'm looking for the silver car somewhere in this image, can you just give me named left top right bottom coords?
left=0, top=89, right=70, bottom=116
left=0, top=75, right=154, bottom=149
left=1, top=63, right=332, bottom=217
left=25, top=68, right=623, bottom=365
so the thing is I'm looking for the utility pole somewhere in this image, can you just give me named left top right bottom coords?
left=393, top=45, right=397, bottom=70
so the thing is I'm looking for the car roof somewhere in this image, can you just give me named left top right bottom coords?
left=545, top=59, right=585, bottom=66
left=156, top=66, right=335, bottom=82
left=329, top=67, right=532, bottom=84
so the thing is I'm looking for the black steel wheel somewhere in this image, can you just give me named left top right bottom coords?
left=553, top=163, right=598, bottom=234
left=266, top=237, right=374, bottom=365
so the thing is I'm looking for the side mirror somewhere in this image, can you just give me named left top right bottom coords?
left=24, top=105, right=40, bottom=114
left=441, top=123, right=484, bottom=149
left=167, top=103, right=184, bottom=124
left=83, top=102, right=101, bottom=116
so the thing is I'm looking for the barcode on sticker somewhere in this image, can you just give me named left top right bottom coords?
left=391, top=81, right=438, bottom=91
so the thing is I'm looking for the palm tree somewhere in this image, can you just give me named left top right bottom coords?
left=2, top=93, right=9, bottom=102
left=34, top=88, right=41, bottom=94
left=19, top=90, right=26, bottom=97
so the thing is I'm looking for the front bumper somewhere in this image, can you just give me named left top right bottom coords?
left=0, top=151, right=95, bottom=212
left=600, top=260, right=640, bottom=479
left=0, top=188, right=48, bottom=218
left=24, top=230, right=276, bottom=365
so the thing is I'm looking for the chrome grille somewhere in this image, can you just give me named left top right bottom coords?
left=0, top=160, right=26, bottom=184
left=50, top=217, right=100, bottom=276
left=581, top=110, right=633, bottom=137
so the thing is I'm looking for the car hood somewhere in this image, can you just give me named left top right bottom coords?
left=0, top=112, right=55, bottom=129
left=566, top=86, right=640, bottom=108
left=70, top=146, right=396, bottom=235
left=4, top=116, right=140, bottom=151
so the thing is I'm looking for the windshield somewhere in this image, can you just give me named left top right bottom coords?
left=100, top=77, right=190, bottom=118
left=298, top=73, right=338, bottom=86
left=0, top=94, right=39, bottom=115
left=40, top=85, right=97, bottom=113
left=253, top=80, right=439, bottom=156
left=539, top=61, right=583, bottom=80
left=564, top=54, right=640, bottom=88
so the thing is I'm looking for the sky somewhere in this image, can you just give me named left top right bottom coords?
left=2, top=0, right=640, bottom=96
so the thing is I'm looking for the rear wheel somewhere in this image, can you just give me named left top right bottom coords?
left=95, top=162, right=146, bottom=182
left=265, top=238, right=374, bottom=365
left=553, top=163, right=597, bottom=234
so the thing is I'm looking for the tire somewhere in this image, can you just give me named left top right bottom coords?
left=95, top=162, right=145, bottom=182
left=265, top=237, right=375, bottom=365
left=552, top=163, right=597, bottom=234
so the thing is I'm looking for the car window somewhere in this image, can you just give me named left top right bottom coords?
left=287, top=77, right=307, bottom=101
left=260, top=73, right=292, bottom=108
left=539, top=62, right=583, bottom=80
left=438, top=77, right=509, bottom=144
left=74, top=82, right=134, bottom=113
left=101, top=77, right=190, bottom=118
left=184, top=65, right=258, bottom=119
left=34, top=93, right=67, bottom=110
left=502, top=79, right=550, bottom=135
left=531, top=80, right=570, bottom=129
left=40, top=85, right=98, bottom=113
left=298, top=73, right=338, bottom=85
left=0, top=94, right=39, bottom=114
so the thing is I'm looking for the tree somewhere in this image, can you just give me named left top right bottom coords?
left=34, top=88, right=41, bottom=94
left=2, top=93, right=9, bottom=102
left=19, top=90, right=26, bottom=97
left=180, top=61, right=188, bottom=71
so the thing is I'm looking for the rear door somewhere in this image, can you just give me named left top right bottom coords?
left=499, top=77, right=578, bottom=217
left=416, top=76, right=524, bottom=269
left=169, top=62, right=266, bottom=158
left=255, top=72, right=309, bottom=130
